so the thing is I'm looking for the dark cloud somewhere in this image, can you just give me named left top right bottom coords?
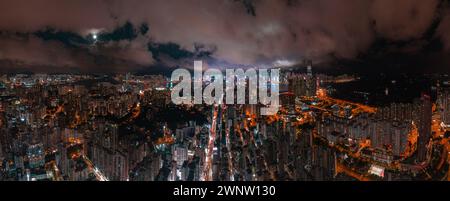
left=0, top=0, right=449, bottom=73
left=0, top=22, right=154, bottom=73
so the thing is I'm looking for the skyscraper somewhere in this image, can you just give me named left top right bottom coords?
left=289, top=66, right=316, bottom=98
left=438, top=88, right=450, bottom=127
left=417, top=94, right=432, bottom=162
left=306, top=63, right=313, bottom=77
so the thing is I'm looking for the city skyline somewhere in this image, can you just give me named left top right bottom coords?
left=1, top=3, right=450, bottom=200
left=0, top=66, right=449, bottom=182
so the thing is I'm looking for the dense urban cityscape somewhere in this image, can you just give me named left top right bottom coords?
left=0, top=59, right=449, bottom=181
left=1, top=4, right=450, bottom=198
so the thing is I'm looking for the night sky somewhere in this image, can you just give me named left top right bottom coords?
left=0, top=0, right=450, bottom=74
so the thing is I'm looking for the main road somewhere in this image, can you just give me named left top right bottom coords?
left=202, top=105, right=218, bottom=181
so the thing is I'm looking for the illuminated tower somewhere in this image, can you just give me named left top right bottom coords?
left=307, top=63, right=313, bottom=77
left=417, top=93, right=432, bottom=162
left=438, top=88, right=450, bottom=127
left=305, top=59, right=316, bottom=97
